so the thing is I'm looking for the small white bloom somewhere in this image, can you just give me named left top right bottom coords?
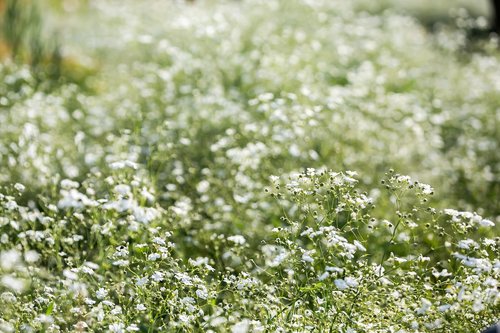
left=74, top=321, right=88, bottom=330
left=136, top=303, right=147, bottom=311
left=457, top=239, right=478, bottom=250
left=109, top=323, right=125, bottom=333
left=152, top=237, right=166, bottom=246
left=419, top=183, right=434, bottom=195
left=14, top=183, right=25, bottom=192
left=302, top=250, right=315, bottom=263
left=1, top=292, right=17, bottom=303
left=0, top=250, right=22, bottom=271
left=353, top=240, right=366, bottom=252
left=270, top=175, right=280, bottom=182
left=231, top=319, right=251, bottom=333
left=196, top=180, right=210, bottom=193
left=151, top=271, right=164, bottom=282
left=480, top=219, right=494, bottom=227
left=84, top=298, right=96, bottom=305
left=23, top=250, right=39, bottom=263
left=175, top=272, right=193, bottom=286
left=472, top=299, right=484, bottom=312
left=318, top=272, right=329, bottom=281
left=345, top=277, right=359, bottom=288
left=112, top=260, right=129, bottom=266
left=110, top=306, right=122, bottom=315
left=102, top=300, right=114, bottom=306
left=126, top=324, right=140, bottom=332
left=334, top=279, right=348, bottom=291
left=195, top=287, right=208, bottom=299
left=1, top=275, right=27, bottom=293
left=61, top=179, right=79, bottom=189
left=136, top=276, right=149, bottom=287
left=114, top=184, right=131, bottom=196
left=96, top=288, right=108, bottom=300
left=5, top=201, right=17, bottom=211
left=227, top=235, right=246, bottom=245
left=148, top=253, right=161, bottom=261
left=416, top=298, right=432, bottom=314
left=211, top=317, right=227, bottom=327
left=109, top=160, right=138, bottom=170
left=63, top=269, right=78, bottom=280
left=437, top=304, right=451, bottom=312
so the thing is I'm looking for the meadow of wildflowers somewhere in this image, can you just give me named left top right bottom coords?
left=0, top=0, right=498, bottom=331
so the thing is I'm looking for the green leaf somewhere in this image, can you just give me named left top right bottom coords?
left=46, top=302, right=54, bottom=315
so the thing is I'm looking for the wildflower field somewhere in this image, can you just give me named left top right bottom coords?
left=0, top=0, right=499, bottom=331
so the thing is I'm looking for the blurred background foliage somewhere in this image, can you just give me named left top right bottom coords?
left=0, top=0, right=498, bottom=218
left=0, top=0, right=495, bottom=86
left=0, top=0, right=94, bottom=89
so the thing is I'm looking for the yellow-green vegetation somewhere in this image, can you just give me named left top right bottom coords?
left=0, top=0, right=498, bottom=332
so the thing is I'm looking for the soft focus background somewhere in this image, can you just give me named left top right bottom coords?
left=1, top=0, right=498, bottom=216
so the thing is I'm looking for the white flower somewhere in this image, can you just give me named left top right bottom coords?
left=195, top=286, right=208, bottom=299
left=196, top=180, right=210, bottom=193
left=13, top=183, right=25, bottom=192
left=84, top=298, right=95, bottom=305
left=334, top=279, right=348, bottom=291
left=152, top=237, right=166, bottom=246
left=479, top=219, right=494, bottom=227
left=5, top=201, right=17, bottom=211
left=1, top=275, right=27, bottom=293
left=472, top=299, right=484, bottom=312
left=318, top=272, right=329, bottom=281
left=175, top=272, right=193, bottom=286
left=61, top=179, right=79, bottom=189
left=437, top=304, right=451, bottom=312
left=63, top=269, right=78, bottom=280
left=148, top=253, right=161, bottom=261
left=345, top=277, right=359, bottom=288
left=114, top=184, right=131, bottom=196
left=211, top=317, right=227, bottom=327
left=227, top=235, right=246, bottom=245
left=269, top=175, right=280, bottom=182
left=353, top=240, right=366, bottom=252
left=419, top=183, right=434, bottom=195
left=0, top=320, right=14, bottom=333
left=151, top=271, right=164, bottom=282
left=416, top=298, right=432, bottom=314
left=96, top=288, right=108, bottom=300
left=179, top=314, right=191, bottom=323
left=231, top=319, right=251, bottom=333
left=23, top=250, right=39, bottom=263
left=112, top=260, right=129, bottom=266
left=457, top=239, right=478, bottom=250
left=126, top=324, right=140, bottom=332
left=1, top=292, right=17, bottom=303
left=0, top=250, right=22, bottom=271
left=432, top=269, right=452, bottom=278
left=74, top=321, right=88, bottom=330
left=326, top=266, right=344, bottom=274
left=133, top=207, right=160, bottom=223
left=189, top=257, right=209, bottom=266
left=110, top=306, right=122, bottom=315
left=109, top=160, right=138, bottom=170
left=136, top=276, right=149, bottom=287
left=302, top=250, right=315, bottom=263
left=136, top=304, right=146, bottom=311
left=109, top=323, right=125, bottom=333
